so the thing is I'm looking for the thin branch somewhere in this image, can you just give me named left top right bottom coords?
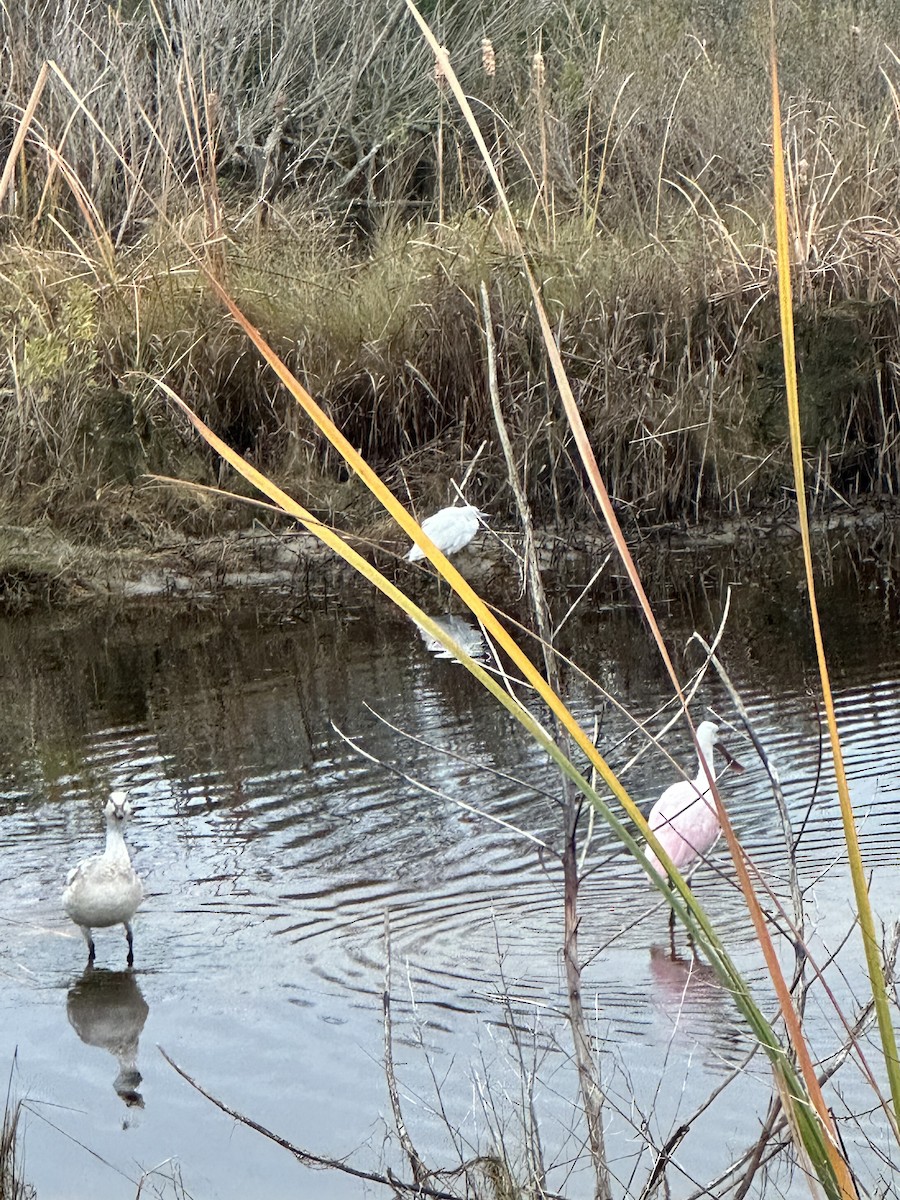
left=158, top=1047, right=460, bottom=1200
left=332, top=721, right=557, bottom=856
left=383, top=913, right=430, bottom=1187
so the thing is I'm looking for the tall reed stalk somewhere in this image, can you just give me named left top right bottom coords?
left=769, top=0, right=900, bottom=1142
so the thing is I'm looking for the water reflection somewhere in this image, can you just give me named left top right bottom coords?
left=66, top=968, right=149, bottom=1109
left=1, top=558, right=899, bottom=1197
left=414, top=613, right=486, bottom=661
left=648, top=945, right=747, bottom=1066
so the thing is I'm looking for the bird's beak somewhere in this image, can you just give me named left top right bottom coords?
left=716, top=742, right=745, bottom=774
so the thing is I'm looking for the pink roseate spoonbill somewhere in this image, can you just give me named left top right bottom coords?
left=406, top=504, right=487, bottom=562
left=645, top=721, right=744, bottom=922
left=63, top=791, right=144, bottom=967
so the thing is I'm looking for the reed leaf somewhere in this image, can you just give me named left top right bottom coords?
left=189, top=279, right=751, bottom=968
left=0, top=61, right=47, bottom=208
left=769, top=6, right=900, bottom=1145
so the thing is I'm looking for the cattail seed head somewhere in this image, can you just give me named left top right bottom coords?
left=531, top=50, right=545, bottom=91
left=481, top=37, right=496, bottom=77
left=434, top=46, right=450, bottom=90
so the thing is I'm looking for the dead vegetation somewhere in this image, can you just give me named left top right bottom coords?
left=0, top=1063, right=32, bottom=1200
left=2, top=0, right=900, bottom=546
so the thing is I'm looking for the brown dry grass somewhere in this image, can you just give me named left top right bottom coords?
left=1, top=0, right=900, bottom=545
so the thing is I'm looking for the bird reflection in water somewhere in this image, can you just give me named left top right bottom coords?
left=414, top=613, right=486, bottom=661
left=648, top=945, right=747, bottom=1067
left=66, top=968, right=149, bottom=1111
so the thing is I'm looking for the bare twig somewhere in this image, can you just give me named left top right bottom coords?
left=482, top=279, right=612, bottom=1200
left=158, top=1047, right=460, bottom=1200
left=383, top=914, right=430, bottom=1187
left=333, top=720, right=556, bottom=855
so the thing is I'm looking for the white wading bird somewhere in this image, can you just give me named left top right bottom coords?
left=63, top=791, right=144, bottom=967
left=645, top=720, right=744, bottom=899
left=406, top=504, right=487, bottom=562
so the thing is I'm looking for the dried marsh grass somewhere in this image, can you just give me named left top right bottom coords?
left=2, top=0, right=900, bottom=541
left=0, top=1071, right=31, bottom=1200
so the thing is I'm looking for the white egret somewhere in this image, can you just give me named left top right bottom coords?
left=63, top=791, right=144, bottom=967
left=406, top=504, right=487, bottom=562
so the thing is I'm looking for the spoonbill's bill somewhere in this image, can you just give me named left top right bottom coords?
left=644, top=720, right=743, bottom=883
left=406, top=504, right=487, bottom=562
left=63, top=791, right=144, bottom=967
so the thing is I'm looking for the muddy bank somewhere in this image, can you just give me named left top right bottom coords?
left=2, top=500, right=898, bottom=616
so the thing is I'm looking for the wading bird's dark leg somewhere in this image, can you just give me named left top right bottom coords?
left=82, top=927, right=96, bottom=966
left=125, top=923, right=134, bottom=967
left=666, top=878, right=677, bottom=957
left=667, top=877, right=677, bottom=932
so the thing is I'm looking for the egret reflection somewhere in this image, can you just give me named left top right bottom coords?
left=67, top=968, right=149, bottom=1108
left=414, top=613, right=486, bottom=661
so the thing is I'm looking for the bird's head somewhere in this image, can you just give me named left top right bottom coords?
left=460, top=505, right=488, bottom=523
left=699, top=721, right=745, bottom=774
left=104, top=791, right=134, bottom=823
left=696, top=720, right=720, bottom=745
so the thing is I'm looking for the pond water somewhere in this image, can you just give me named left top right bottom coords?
left=2, top=546, right=900, bottom=1199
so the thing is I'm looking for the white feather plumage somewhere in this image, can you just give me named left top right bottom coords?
left=63, top=791, right=144, bottom=966
left=406, top=504, right=487, bottom=562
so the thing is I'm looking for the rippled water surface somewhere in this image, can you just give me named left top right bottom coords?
left=2, top=556, right=900, bottom=1198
